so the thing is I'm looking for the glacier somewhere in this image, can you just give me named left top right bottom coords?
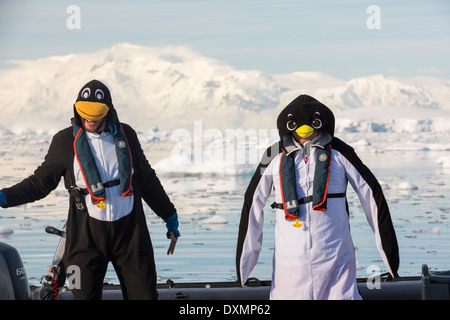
left=0, top=42, right=450, bottom=136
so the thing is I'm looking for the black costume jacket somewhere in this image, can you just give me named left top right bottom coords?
left=1, top=124, right=176, bottom=299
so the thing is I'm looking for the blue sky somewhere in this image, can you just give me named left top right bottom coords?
left=0, top=0, right=449, bottom=79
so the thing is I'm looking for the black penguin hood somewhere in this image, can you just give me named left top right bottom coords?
left=277, top=95, right=335, bottom=150
left=73, top=79, right=119, bottom=126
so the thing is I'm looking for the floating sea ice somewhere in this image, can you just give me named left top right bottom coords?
left=427, top=143, right=450, bottom=151
left=204, top=209, right=216, bottom=216
left=428, top=220, right=443, bottom=224
left=412, top=227, right=440, bottom=236
left=429, top=227, right=441, bottom=236
left=353, top=139, right=371, bottom=147
left=200, top=215, right=227, bottom=225
left=431, top=206, right=450, bottom=212
left=153, top=140, right=257, bottom=176
left=420, top=192, right=444, bottom=198
left=397, top=182, right=418, bottom=191
left=191, top=209, right=217, bottom=221
left=0, top=149, right=13, bottom=157
left=387, top=197, right=399, bottom=203
left=0, top=226, right=14, bottom=235
left=387, top=141, right=428, bottom=151
left=200, top=215, right=228, bottom=231
left=436, top=156, right=450, bottom=168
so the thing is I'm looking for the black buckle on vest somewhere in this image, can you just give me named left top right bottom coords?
left=103, top=180, right=120, bottom=188
left=271, top=193, right=346, bottom=210
left=76, top=179, right=121, bottom=195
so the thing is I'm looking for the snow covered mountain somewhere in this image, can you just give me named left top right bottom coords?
left=1, top=42, right=449, bottom=135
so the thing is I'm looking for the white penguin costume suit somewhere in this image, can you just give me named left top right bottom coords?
left=236, top=95, right=399, bottom=300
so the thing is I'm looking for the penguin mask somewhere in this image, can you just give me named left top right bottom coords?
left=74, top=80, right=114, bottom=121
left=277, top=94, right=335, bottom=141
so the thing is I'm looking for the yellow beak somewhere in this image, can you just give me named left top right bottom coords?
left=75, top=101, right=109, bottom=121
left=295, top=125, right=314, bottom=138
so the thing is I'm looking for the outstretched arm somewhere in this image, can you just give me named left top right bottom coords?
left=0, top=130, right=69, bottom=208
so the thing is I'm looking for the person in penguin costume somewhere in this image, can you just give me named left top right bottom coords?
left=236, top=94, right=399, bottom=300
left=0, top=80, right=179, bottom=300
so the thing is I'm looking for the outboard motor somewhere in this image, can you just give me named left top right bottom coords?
left=0, top=242, right=30, bottom=300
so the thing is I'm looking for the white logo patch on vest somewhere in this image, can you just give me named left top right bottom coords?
left=319, top=153, right=328, bottom=162
left=91, top=182, right=104, bottom=193
left=118, top=140, right=126, bottom=148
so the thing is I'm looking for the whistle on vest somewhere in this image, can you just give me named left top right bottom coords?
left=96, top=200, right=106, bottom=209
left=292, top=219, right=303, bottom=228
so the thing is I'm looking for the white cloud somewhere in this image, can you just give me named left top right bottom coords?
left=419, top=66, right=446, bottom=75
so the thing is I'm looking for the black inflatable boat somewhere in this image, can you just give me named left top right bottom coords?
left=1, top=240, right=450, bottom=300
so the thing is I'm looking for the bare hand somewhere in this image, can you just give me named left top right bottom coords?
left=167, top=230, right=178, bottom=255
